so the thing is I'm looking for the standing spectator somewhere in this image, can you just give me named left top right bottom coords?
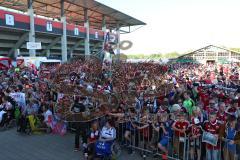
left=172, top=112, right=189, bottom=159
left=189, top=118, right=202, bottom=160
left=70, top=97, right=87, bottom=152
left=223, top=116, right=240, bottom=160
left=204, top=112, right=221, bottom=160
left=183, top=91, right=196, bottom=116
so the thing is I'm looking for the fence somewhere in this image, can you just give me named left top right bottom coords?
left=113, top=119, right=240, bottom=160
left=66, top=114, right=240, bottom=160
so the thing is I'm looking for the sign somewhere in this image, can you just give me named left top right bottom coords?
left=46, top=21, right=53, bottom=31
left=5, top=14, right=14, bottom=26
left=202, top=131, right=218, bottom=146
left=74, top=27, right=79, bottom=35
left=9, top=92, right=26, bottom=108
left=27, top=42, right=42, bottom=50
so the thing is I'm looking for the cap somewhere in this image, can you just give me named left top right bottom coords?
left=23, top=75, right=28, bottom=78
left=193, top=118, right=200, bottom=125
left=171, top=104, right=181, bottom=112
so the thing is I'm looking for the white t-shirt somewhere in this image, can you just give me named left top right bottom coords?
left=0, top=110, right=6, bottom=123
left=43, top=109, right=53, bottom=122
left=101, top=126, right=116, bottom=139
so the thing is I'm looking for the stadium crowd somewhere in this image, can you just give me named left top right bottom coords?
left=0, top=57, right=240, bottom=160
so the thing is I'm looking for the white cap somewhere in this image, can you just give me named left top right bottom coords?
left=194, top=118, right=200, bottom=125
left=23, top=75, right=28, bottom=78
left=171, top=104, right=181, bottom=112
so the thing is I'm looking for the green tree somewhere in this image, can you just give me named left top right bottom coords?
left=230, top=48, right=240, bottom=53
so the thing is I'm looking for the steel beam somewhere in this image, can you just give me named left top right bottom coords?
left=68, top=39, right=84, bottom=54
left=8, top=32, right=29, bottom=57
left=42, top=37, right=61, bottom=55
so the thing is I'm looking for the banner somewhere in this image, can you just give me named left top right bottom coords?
left=199, top=83, right=238, bottom=92
left=9, top=92, right=26, bottom=108
left=27, top=42, right=42, bottom=50
left=202, top=131, right=218, bottom=146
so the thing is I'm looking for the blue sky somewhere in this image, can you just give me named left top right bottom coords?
left=96, top=0, right=240, bottom=55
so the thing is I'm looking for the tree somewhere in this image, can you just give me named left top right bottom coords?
left=230, top=48, right=240, bottom=53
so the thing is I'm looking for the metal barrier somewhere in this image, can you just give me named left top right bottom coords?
left=113, top=119, right=239, bottom=160
left=113, top=119, right=183, bottom=160
left=222, top=137, right=238, bottom=160
left=65, top=114, right=240, bottom=160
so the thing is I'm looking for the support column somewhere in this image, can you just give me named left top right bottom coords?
left=116, top=24, right=120, bottom=61
left=46, top=50, right=50, bottom=58
left=101, top=15, right=106, bottom=60
left=102, top=15, right=106, bottom=50
left=28, top=0, right=36, bottom=57
left=102, top=15, right=106, bottom=32
left=14, top=49, right=19, bottom=58
left=84, top=8, right=90, bottom=56
left=61, top=0, right=67, bottom=62
left=116, top=23, right=121, bottom=55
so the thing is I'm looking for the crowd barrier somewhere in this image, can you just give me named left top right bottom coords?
left=66, top=114, right=239, bottom=160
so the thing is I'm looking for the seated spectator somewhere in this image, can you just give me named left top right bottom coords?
left=100, top=119, right=116, bottom=142
left=85, top=121, right=100, bottom=158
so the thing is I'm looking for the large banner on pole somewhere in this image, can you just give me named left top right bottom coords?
left=9, top=92, right=26, bottom=108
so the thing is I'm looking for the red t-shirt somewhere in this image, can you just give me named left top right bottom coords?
left=174, top=120, right=189, bottom=137
left=199, top=91, right=209, bottom=109
left=190, top=125, right=202, bottom=136
left=205, top=79, right=212, bottom=84
left=226, top=107, right=237, bottom=114
left=156, top=95, right=165, bottom=105
left=204, top=120, right=221, bottom=150
left=88, top=130, right=99, bottom=143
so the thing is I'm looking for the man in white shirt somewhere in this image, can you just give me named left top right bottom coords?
left=43, top=107, right=53, bottom=128
left=100, top=120, right=116, bottom=142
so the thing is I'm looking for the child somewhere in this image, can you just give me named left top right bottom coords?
left=204, top=111, right=221, bottom=160
left=172, top=112, right=189, bottom=159
left=85, top=121, right=100, bottom=159
left=153, top=112, right=173, bottom=159
left=189, top=118, right=202, bottom=160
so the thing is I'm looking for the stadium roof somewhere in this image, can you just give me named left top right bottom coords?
left=178, top=45, right=240, bottom=58
left=0, top=0, right=146, bottom=29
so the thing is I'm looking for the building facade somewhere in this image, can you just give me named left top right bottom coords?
left=177, top=45, right=240, bottom=64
